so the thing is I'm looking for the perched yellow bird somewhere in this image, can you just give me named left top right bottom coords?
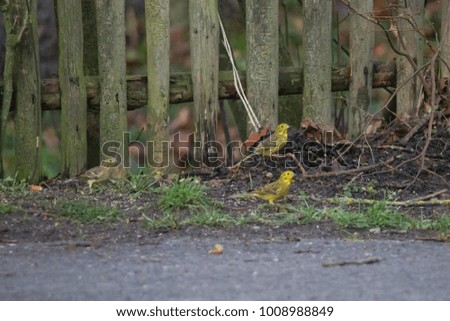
left=79, top=157, right=125, bottom=193
left=241, top=123, right=290, bottom=163
left=250, top=170, right=295, bottom=204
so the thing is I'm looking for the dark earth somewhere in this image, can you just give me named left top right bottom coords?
left=1, top=120, right=450, bottom=300
left=2, top=119, right=450, bottom=244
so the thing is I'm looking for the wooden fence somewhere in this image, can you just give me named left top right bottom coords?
left=0, top=0, right=449, bottom=183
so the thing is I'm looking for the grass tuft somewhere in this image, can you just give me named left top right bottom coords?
left=188, top=208, right=236, bottom=227
left=0, top=175, right=28, bottom=193
left=329, top=202, right=414, bottom=231
left=59, top=201, right=120, bottom=224
left=158, top=178, right=211, bottom=212
left=0, top=203, right=13, bottom=214
left=142, top=212, right=178, bottom=229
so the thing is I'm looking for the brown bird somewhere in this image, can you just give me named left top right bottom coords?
left=79, top=157, right=126, bottom=193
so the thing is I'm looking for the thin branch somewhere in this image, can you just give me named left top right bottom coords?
left=342, top=0, right=432, bottom=97
left=340, top=61, right=431, bottom=156
left=322, top=257, right=381, bottom=267
left=302, top=157, right=394, bottom=179
left=407, top=2, right=450, bottom=189
left=327, top=189, right=450, bottom=206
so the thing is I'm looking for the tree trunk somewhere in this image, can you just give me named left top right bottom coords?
left=246, top=0, right=279, bottom=129
left=302, top=0, right=333, bottom=126
left=96, top=0, right=128, bottom=163
left=145, top=0, right=170, bottom=171
left=56, top=0, right=87, bottom=177
left=189, top=0, right=219, bottom=167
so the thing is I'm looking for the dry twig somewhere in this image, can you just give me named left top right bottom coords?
left=302, top=157, right=394, bottom=179
left=322, top=257, right=380, bottom=267
left=327, top=188, right=450, bottom=207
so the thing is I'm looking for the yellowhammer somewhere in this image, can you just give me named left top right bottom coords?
left=241, top=123, right=290, bottom=163
left=79, top=157, right=126, bottom=193
left=250, top=170, right=295, bottom=204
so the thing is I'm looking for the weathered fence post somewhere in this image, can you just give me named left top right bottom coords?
left=348, top=0, right=374, bottom=139
left=189, top=0, right=219, bottom=167
left=279, top=1, right=303, bottom=128
left=302, top=0, right=333, bottom=126
left=391, top=0, right=425, bottom=117
left=441, top=0, right=450, bottom=78
left=218, top=2, right=248, bottom=143
left=95, top=0, right=128, bottom=163
left=1, top=0, right=41, bottom=182
left=0, top=2, right=15, bottom=178
left=246, top=0, right=279, bottom=128
left=82, top=0, right=101, bottom=168
left=145, top=0, right=170, bottom=171
left=56, top=0, right=87, bottom=177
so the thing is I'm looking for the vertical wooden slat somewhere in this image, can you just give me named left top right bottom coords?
left=218, top=2, right=248, bottom=143
left=279, top=15, right=303, bottom=128
left=348, top=0, right=374, bottom=139
left=12, top=0, right=41, bottom=182
left=56, top=0, right=87, bottom=177
left=81, top=0, right=101, bottom=168
left=302, top=0, right=333, bottom=126
left=0, top=3, right=16, bottom=178
left=393, top=0, right=425, bottom=117
left=441, top=0, right=450, bottom=78
left=95, top=0, right=128, bottom=163
left=189, top=0, right=219, bottom=167
left=145, top=0, right=170, bottom=170
left=441, top=0, right=450, bottom=122
left=246, top=0, right=279, bottom=128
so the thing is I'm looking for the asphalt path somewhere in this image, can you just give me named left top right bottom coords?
left=1, top=237, right=449, bottom=300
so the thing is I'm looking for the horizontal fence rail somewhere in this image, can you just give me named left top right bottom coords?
left=0, top=61, right=396, bottom=112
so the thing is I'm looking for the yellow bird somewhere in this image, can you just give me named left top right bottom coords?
left=250, top=170, right=295, bottom=204
left=79, top=157, right=125, bottom=193
left=241, top=123, right=290, bottom=163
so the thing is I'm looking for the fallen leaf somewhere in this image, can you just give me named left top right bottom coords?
left=423, top=102, right=432, bottom=114
left=208, top=243, right=223, bottom=255
left=30, top=185, right=43, bottom=192
left=437, top=78, right=448, bottom=93
left=243, top=127, right=270, bottom=149
left=365, top=118, right=384, bottom=135
left=300, top=118, right=318, bottom=130
left=300, top=118, right=344, bottom=145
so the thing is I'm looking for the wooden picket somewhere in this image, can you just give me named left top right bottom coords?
left=1, top=0, right=445, bottom=180
left=349, top=0, right=374, bottom=139
left=189, top=0, right=220, bottom=166
left=302, top=0, right=333, bottom=125
left=57, top=1, right=87, bottom=178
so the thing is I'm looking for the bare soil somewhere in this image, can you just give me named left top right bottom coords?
left=1, top=120, right=449, bottom=245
